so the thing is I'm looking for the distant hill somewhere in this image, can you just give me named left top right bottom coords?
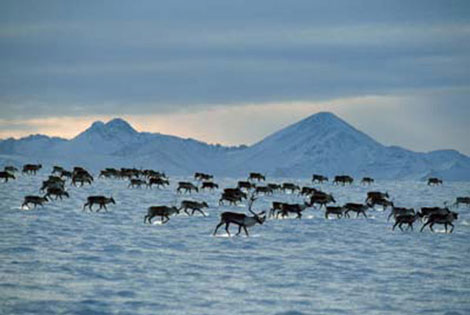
left=1, top=113, right=470, bottom=180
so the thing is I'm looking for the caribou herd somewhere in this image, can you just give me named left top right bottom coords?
left=2, top=163, right=468, bottom=236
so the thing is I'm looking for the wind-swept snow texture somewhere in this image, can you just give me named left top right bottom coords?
left=1, top=113, right=470, bottom=180
left=1, top=172, right=469, bottom=314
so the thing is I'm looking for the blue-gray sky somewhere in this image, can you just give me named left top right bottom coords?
left=1, top=0, right=469, bottom=154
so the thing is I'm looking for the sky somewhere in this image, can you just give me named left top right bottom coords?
left=0, top=0, right=469, bottom=154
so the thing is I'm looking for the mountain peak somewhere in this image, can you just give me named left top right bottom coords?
left=104, top=118, right=138, bottom=135
left=73, top=118, right=138, bottom=141
left=300, top=111, right=346, bottom=126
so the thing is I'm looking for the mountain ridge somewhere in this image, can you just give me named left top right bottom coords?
left=1, top=112, right=469, bottom=180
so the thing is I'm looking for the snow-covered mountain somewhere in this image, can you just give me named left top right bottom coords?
left=1, top=113, right=469, bottom=180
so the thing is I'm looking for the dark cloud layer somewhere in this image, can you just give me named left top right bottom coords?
left=1, top=0, right=469, bottom=118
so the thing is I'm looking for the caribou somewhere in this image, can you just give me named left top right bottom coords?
left=270, top=202, right=287, bottom=218
left=276, top=202, right=310, bottom=219
left=333, top=175, right=353, bottom=186
left=83, top=196, right=116, bottom=212
left=454, top=197, right=470, bottom=208
left=144, top=205, right=180, bottom=224
left=201, top=181, right=219, bottom=191
left=177, top=182, right=199, bottom=194
left=254, top=186, right=274, bottom=196
left=248, top=172, right=265, bottom=182
left=420, top=211, right=458, bottom=233
left=309, top=192, right=336, bottom=209
left=147, top=177, right=170, bottom=189
left=267, top=183, right=281, bottom=192
left=219, top=192, right=244, bottom=206
left=128, top=179, right=147, bottom=188
left=213, top=196, right=266, bottom=237
left=312, top=174, right=328, bottom=183
left=179, top=200, right=209, bottom=216
left=21, top=195, right=48, bottom=208
left=427, top=178, right=443, bottom=186
left=392, top=213, right=421, bottom=231
left=281, top=183, right=300, bottom=194
left=194, top=172, right=213, bottom=181
left=72, top=174, right=93, bottom=187
left=361, top=177, right=374, bottom=185
left=325, top=206, right=345, bottom=219
left=0, top=171, right=15, bottom=182
left=388, top=207, right=415, bottom=222
left=343, top=203, right=368, bottom=218
left=367, top=197, right=394, bottom=211
left=365, top=191, right=389, bottom=203
left=419, top=207, right=450, bottom=220
left=22, top=164, right=42, bottom=175
left=45, top=187, right=70, bottom=200
left=238, top=181, right=256, bottom=191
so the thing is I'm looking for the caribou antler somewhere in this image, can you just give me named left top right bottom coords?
left=247, top=194, right=258, bottom=215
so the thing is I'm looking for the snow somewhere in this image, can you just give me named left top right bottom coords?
left=1, top=171, right=469, bottom=314
left=1, top=112, right=470, bottom=180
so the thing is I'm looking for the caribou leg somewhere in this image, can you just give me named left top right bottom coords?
left=243, top=226, right=249, bottom=236
left=213, top=221, right=224, bottom=235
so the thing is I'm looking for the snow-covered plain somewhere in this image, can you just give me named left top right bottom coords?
left=1, top=172, right=470, bottom=314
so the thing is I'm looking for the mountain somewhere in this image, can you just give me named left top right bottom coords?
left=1, top=113, right=469, bottom=180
